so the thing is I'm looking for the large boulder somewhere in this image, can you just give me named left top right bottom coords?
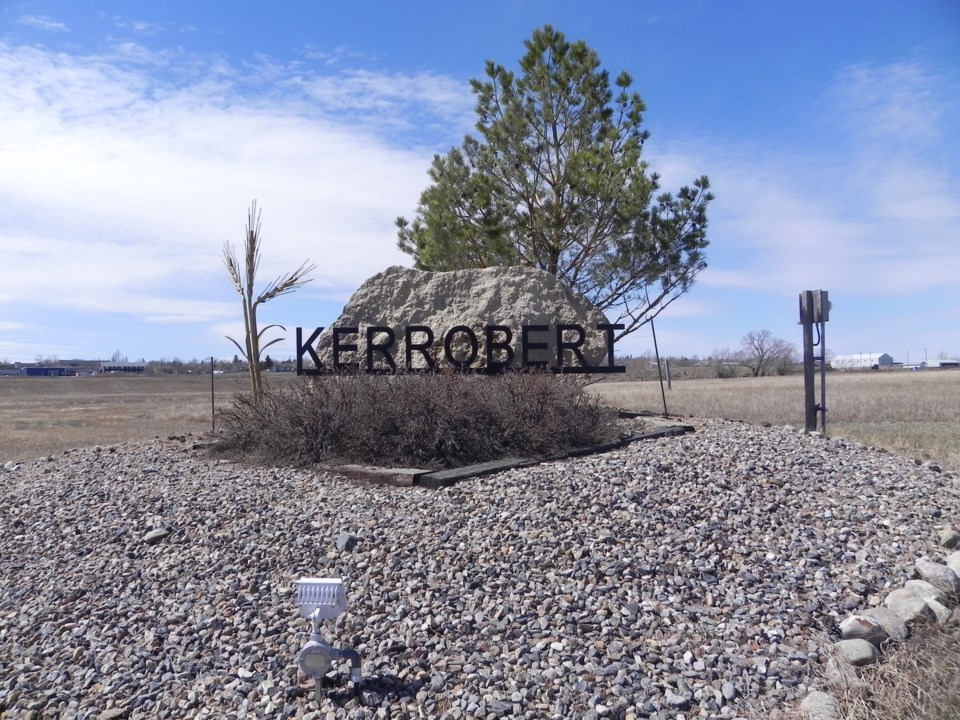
left=304, top=266, right=619, bottom=373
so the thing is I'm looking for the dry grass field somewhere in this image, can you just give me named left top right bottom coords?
left=0, top=372, right=295, bottom=463
left=595, top=369, right=960, bottom=473
left=2, top=369, right=957, bottom=473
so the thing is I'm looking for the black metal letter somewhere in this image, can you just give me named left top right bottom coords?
left=296, top=327, right=324, bottom=376
left=596, top=323, right=626, bottom=372
left=333, top=327, right=359, bottom=371
left=484, top=325, right=514, bottom=373
left=521, top=325, right=550, bottom=368
left=405, top=325, right=436, bottom=371
left=556, top=324, right=588, bottom=369
left=365, top=326, right=397, bottom=372
left=443, top=325, right=479, bottom=370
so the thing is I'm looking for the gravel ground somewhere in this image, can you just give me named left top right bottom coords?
left=1, top=418, right=957, bottom=719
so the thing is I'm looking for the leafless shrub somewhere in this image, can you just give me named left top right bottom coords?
left=213, top=371, right=618, bottom=468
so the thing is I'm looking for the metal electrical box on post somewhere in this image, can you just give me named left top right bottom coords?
left=799, top=290, right=829, bottom=433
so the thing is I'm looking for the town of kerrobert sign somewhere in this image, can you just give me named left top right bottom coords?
left=296, top=323, right=626, bottom=375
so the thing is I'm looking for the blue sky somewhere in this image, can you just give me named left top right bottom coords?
left=1, top=1, right=958, bottom=364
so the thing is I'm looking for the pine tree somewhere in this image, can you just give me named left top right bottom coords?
left=397, top=25, right=713, bottom=338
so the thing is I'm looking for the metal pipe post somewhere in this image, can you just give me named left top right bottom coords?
left=801, top=291, right=817, bottom=432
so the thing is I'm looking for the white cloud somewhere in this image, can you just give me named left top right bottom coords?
left=0, top=42, right=472, bottom=332
left=16, top=15, right=69, bottom=32
left=651, top=60, right=960, bottom=303
left=112, top=18, right=164, bottom=35
left=830, top=62, right=950, bottom=146
left=299, top=43, right=374, bottom=66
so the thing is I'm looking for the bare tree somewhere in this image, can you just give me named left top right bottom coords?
left=223, top=201, right=315, bottom=400
left=711, top=347, right=741, bottom=379
left=739, top=330, right=797, bottom=377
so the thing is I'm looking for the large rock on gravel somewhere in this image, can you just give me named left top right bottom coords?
left=884, top=588, right=936, bottom=626
left=836, top=638, right=878, bottom=666
left=839, top=614, right=888, bottom=646
left=946, top=551, right=960, bottom=577
left=915, top=558, right=960, bottom=598
left=308, top=265, right=616, bottom=372
left=904, top=578, right=947, bottom=606
left=863, top=607, right=910, bottom=641
left=800, top=690, right=839, bottom=720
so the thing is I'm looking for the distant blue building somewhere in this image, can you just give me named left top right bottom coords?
left=21, top=367, right=66, bottom=377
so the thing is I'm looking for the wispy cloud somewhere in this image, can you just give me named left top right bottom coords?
left=16, top=15, right=69, bottom=32
left=830, top=61, right=951, bottom=145
left=0, top=41, right=471, bottom=334
left=652, top=61, right=959, bottom=304
left=299, top=43, right=376, bottom=66
left=112, top=18, right=164, bottom=36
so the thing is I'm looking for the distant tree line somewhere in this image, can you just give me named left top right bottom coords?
left=0, top=356, right=290, bottom=375
left=617, top=329, right=799, bottom=381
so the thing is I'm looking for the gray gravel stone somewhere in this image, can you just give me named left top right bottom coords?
left=0, top=418, right=956, bottom=719
left=928, top=598, right=953, bottom=623
left=885, top=588, right=936, bottom=626
left=904, top=579, right=947, bottom=606
left=838, top=615, right=888, bottom=647
left=800, top=690, right=839, bottom=720
left=915, top=558, right=960, bottom=599
left=835, top=639, right=878, bottom=666
left=938, top=528, right=960, bottom=549
left=863, top=606, right=910, bottom=641
left=334, top=532, right=359, bottom=552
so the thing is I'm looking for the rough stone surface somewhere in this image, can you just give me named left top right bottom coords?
left=823, top=656, right=866, bottom=692
left=800, top=690, right=840, bottom=720
left=838, top=615, right=888, bottom=647
left=141, top=527, right=171, bottom=545
left=312, top=266, right=614, bottom=371
left=904, top=578, right=947, bottom=606
left=884, top=588, right=936, bottom=626
left=0, top=420, right=957, bottom=719
left=946, top=551, right=960, bottom=577
left=863, top=607, right=910, bottom=642
left=334, top=532, right=359, bottom=552
left=915, top=557, right=960, bottom=598
left=928, top=598, right=953, bottom=623
left=938, top=527, right=960, bottom=549
left=835, top=639, right=878, bottom=666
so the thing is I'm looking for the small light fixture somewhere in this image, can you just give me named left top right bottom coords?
left=295, top=577, right=362, bottom=701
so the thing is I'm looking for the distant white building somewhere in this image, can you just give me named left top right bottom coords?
left=831, top=353, right=894, bottom=370
left=98, top=362, right=146, bottom=374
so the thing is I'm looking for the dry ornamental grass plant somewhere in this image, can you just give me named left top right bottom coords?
left=223, top=200, right=314, bottom=401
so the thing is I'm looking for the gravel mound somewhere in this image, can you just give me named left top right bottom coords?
left=1, top=419, right=957, bottom=719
